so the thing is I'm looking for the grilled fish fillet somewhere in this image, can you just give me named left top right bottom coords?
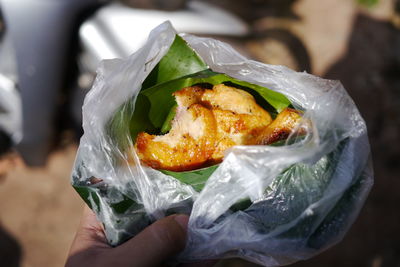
left=135, top=84, right=303, bottom=171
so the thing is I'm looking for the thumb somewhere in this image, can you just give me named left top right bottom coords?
left=111, top=214, right=189, bottom=267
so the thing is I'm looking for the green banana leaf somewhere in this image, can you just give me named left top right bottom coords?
left=160, top=165, right=219, bottom=192
left=141, top=35, right=208, bottom=90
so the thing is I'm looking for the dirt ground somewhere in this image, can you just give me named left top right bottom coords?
left=0, top=146, right=82, bottom=267
left=0, top=0, right=399, bottom=267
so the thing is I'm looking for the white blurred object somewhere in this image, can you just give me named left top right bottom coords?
left=79, top=1, right=249, bottom=70
left=0, top=14, right=22, bottom=146
left=0, top=74, right=22, bottom=144
left=1, top=0, right=103, bottom=165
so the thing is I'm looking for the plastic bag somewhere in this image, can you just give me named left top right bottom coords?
left=71, top=22, right=373, bottom=266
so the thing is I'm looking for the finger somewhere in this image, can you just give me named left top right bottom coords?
left=68, top=205, right=110, bottom=257
left=111, top=214, right=189, bottom=267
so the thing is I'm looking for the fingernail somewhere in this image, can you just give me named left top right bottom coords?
left=174, top=215, right=189, bottom=231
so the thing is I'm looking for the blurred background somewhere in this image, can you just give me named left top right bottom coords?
left=0, top=0, right=399, bottom=266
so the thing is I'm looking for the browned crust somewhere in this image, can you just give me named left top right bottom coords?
left=134, top=86, right=307, bottom=171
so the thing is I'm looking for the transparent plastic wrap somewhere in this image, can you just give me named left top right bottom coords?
left=71, top=22, right=373, bottom=266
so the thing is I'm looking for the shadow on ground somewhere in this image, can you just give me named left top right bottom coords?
left=0, top=223, right=22, bottom=267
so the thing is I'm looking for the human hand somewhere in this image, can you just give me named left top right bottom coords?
left=66, top=206, right=215, bottom=267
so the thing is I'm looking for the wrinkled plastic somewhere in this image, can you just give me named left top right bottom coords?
left=72, top=22, right=373, bottom=266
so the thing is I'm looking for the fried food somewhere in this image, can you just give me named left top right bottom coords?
left=135, top=103, right=217, bottom=171
left=135, top=84, right=304, bottom=171
left=254, top=108, right=305, bottom=145
left=202, top=84, right=272, bottom=161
